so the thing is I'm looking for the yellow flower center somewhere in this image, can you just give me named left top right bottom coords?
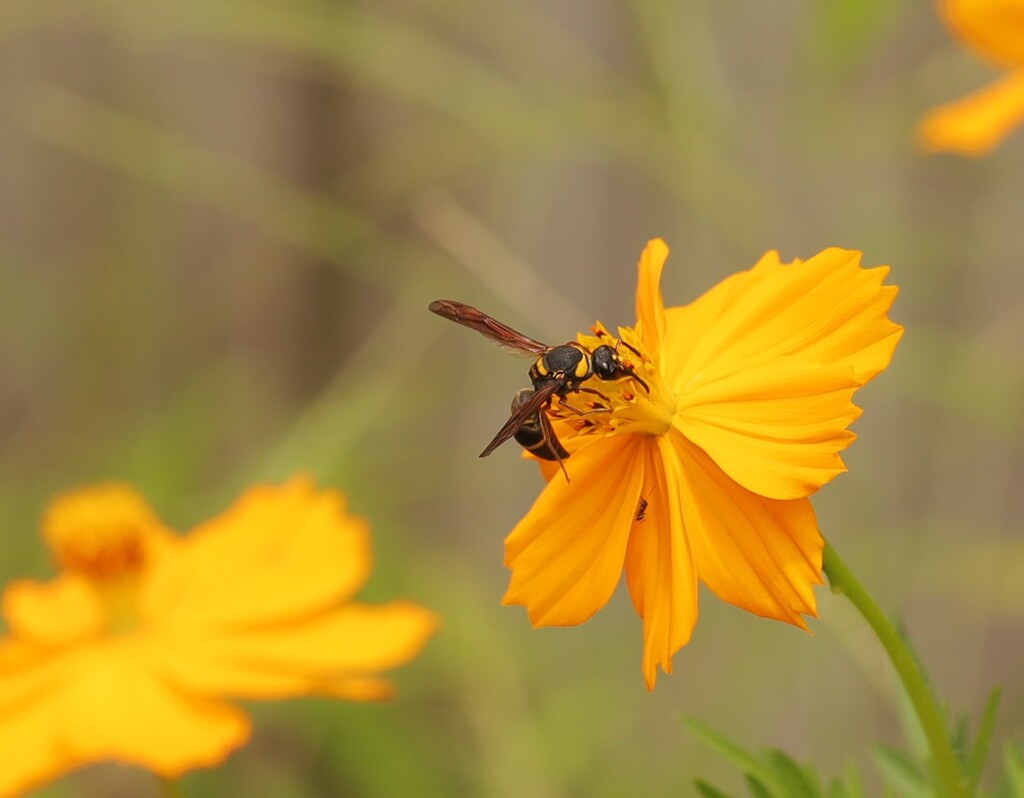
left=549, top=323, right=678, bottom=439
left=41, top=484, right=171, bottom=633
left=42, top=484, right=162, bottom=578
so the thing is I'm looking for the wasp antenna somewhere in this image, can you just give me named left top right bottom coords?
left=618, top=338, right=644, bottom=360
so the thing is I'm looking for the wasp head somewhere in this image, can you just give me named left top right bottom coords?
left=590, top=345, right=622, bottom=380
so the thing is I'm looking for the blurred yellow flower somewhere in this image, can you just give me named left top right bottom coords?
left=0, top=477, right=437, bottom=794
left=919, top=0, right=1024, bottom=155
left=504, top=240, right=902, bottom=689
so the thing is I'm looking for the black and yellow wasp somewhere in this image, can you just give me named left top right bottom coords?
left=428, top=299, right=647, bottom=470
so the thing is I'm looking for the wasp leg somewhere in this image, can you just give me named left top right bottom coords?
left=579, top=386, right=611, bottom=401
left=556, top=399, right=609, bottom=418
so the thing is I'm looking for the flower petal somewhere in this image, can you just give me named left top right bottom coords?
left=623, top=438, right=698, bottom=690
left=2, top=574, right=104, bottom=645
left=61, top=644, right=251, bottom=775
left=665, top=248, right=902, bottom=499
left=150, top=602, right=438, bottom=700
left=0, top=640, right=69, bottom=721
left=674, top=358, right=860, bottom=499
left=943, top=0, right=1024, bottom=69
left=503, top=434, right=645, bottom=626
left=0, top=677, right=73, bottom=795
left=667, top=249, right=900, bottom=387
left=0, top=643, right=251, bottom=793
left=671, top=431, right=822, bottom=626
left=918, top=71, right=1024, bottom=156
left=143, top=477, right=371, bottom=630
left=635, top=238, right=669, bottom=351
left=660, top=251, right=786, bottom=374
left=318, top=676, right=398, bottom=701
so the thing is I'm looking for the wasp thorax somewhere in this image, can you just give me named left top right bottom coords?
left=537, top=345, right=587, bottom=379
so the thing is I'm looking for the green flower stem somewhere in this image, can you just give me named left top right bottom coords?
left=822, top=540, right=969, bottom=798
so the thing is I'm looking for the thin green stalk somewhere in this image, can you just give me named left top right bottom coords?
left=822, top=540, right=969, bottom=798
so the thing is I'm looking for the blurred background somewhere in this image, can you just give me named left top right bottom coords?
left=1, top=0, right=1023, bottom=795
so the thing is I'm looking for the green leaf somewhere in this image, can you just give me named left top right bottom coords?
left=1003, top=742, right=1024, bottom=796
left=766, top=750, right=822, bottom=798
left=969, top=687, right=1002, bottom=788
left=889, top=635, right=932, bottom=761
left=823, top=764, right=865, bottom=798
left=842, top=761, right=866, bottom=798
left=952, top=714, right=971, bottom=768
left=685, top=718, right=776, bottom=786
left=825, top=782, right=846, bottom=798
left=694, top=780, right=737, bottom=798
left=743, top=774, right=776, bottom=798
left=872, top=744, right=931, bottom=798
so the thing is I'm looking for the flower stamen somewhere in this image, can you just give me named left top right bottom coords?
left=42, top=484, right=167, bottom=581
left=548, top=323, right=678, bottom=439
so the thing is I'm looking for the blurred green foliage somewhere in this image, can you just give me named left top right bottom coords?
left=689, top=687, right=1024, bottom=797
left=1, top=0, right=1022, bottom=795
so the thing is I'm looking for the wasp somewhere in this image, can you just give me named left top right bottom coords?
left=428, top=299, right=648, bottom=469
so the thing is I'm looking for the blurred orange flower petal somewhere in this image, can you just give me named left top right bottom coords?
left=921, top=0, right=1024, bottom=154
left=0, top=479, right=436, bottom=793
left=0, top=641, right=64, bottom=707
left=943, top=0, right=1024, bottom=68
left=55, top=646, right=252, bottom=776
left=154, top=602, right=438, bottom=699
left=144, top=477, right=372, bottom=629
left=319, top=675, right=400, bottom=701
left=919, top=71, right=1024, bottom=155
left=0, top=644, right=251, bottom=795
left=3, top=575, right=104, bottom=645
left=0, top=679, right=74, bottom=795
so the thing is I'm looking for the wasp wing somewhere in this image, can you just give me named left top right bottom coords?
left=533, top=406, right=569, bottom=461
left=428, top=299, right=549, bottom=357
left=479, top=380, right=560, bottom=458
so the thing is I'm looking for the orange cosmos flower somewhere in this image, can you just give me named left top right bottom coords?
left=0, top=477, right=437, bottom=795
left=919, top=0, right=1024, bottom=155
left=503, top=240, right=902, bottom=689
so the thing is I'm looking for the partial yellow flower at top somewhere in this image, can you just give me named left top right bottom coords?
left=919, top=0, right=1024, bottom=155
left=0, top=477, right=437, bottom=795
left=504, top=240, right=902, bottom=689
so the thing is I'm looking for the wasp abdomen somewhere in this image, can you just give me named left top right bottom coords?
left=510, top=388, right=569, bottom=461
